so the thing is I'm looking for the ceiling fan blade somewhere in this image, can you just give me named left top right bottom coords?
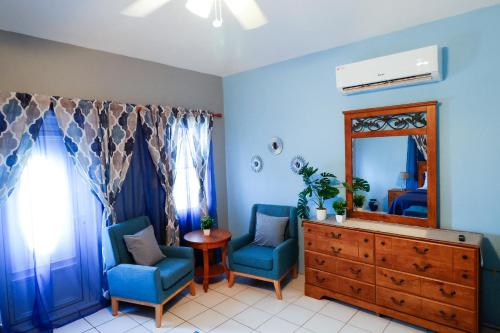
left=224, top=0, right=268, bottom=30
left=185, top=0, right=213, bottom=19
left=121, top=0, right=172, bottom=17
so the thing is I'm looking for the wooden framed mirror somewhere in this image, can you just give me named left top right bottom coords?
left=343, top=101, right=438, bottom=228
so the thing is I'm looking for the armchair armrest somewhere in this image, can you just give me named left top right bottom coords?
left=272, top=238, right=298, bottom=277
left=159, top=245, right=194, bottom=260
left=229, top=234, right=253, bottom=252
left=108, top=264, right=163, bottom=303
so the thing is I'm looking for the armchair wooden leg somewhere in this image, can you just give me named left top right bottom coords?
left=189, top=280, right=196, bottom=296
left=228, top=271, right=235, bottom=288
left=292, top=264, right=298, bottom=279
left=273, top=280, right=283, bottom=300
left=155, top=304, right=163, bottom=328
left=111, top=297, right=119, bottom=316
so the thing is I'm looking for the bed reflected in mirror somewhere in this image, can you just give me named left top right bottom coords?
left=353, top=135, right=428, bottom=218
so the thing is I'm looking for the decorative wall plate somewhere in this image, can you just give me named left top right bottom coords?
left=290, top=155, right=306, bottom=174
left=251, top=155, right=263, bottom=173
left=268, top=137, right=283, bottom=155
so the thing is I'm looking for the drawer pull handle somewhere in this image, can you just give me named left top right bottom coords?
left=381, top=257, right=387, bottom=262
left=315, top=275, right=325, bottom=283
left=364, top=238, right=369, bottom=243
left=315, top=258, right=326, bottom=265
left=349, top=267, right=362, bottom=275
left=439, top=310, right=457, bottom=322
left=307, top=241, right=312, bottom=246
left=413, top=246, right=429, bottom=255
left=390, top=277, right=405, bottom=286
left=363, top=253, right=369, bottom=258
left=381, top=241, right=386, bottom=246
left=307, top=229, right=311, bottom=232
left=331, top=246, right=342, bottom=255
left=462, top=255, right=468, bottom=260
left=350, top=286, right=362, bottom=295
left=330, top=232, right=342, bottom=239
left=390, top=297, right=405, bottom=306
left=439, top=288, right=457, bottom=298
left=461, top=273, right=468, bottom=279
left=413, top=263, right=431, bottom=272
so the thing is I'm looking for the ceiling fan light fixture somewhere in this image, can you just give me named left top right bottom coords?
left=224, top=0, right=268, bottom=30
left=212, top=18, right=223, bottom=27
left=121, top=0, right=171, bottom=17
left=185, top=0, right=213, bottom=18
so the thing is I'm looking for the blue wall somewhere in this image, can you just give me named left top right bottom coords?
left=223, top=5, right=500, bottom=327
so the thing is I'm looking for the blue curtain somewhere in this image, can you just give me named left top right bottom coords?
left=406, top=136, right=425, bottom=190
left=113, top=121, right=167, bottom=244
left=0, top=111, right=104, bottom=333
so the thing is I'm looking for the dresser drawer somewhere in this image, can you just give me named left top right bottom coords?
left=304, top=236, right=359, bottom=261
left=422, top=298, right=475, bottom=332
left=305, top=251, right=336, bottom=274
left=392, top=238, right=453, bottom=263
left=393, top=255, right=453, bottom=281
left=304, top=223, right=372, bottom=243
left=453, top=268, right=476, bottom=287
left=377, top=287, right=422, bottom=316
left=421, top=279, right=475, bottom=310
left=453, top=248, right=477, bottom=271
left=337, top=276, right=375, bottom=303
left=305, top=268, right=337, bottom=290
left=376, top=268, right=420, bottom=295
left=336, top=258, right=375, bottom=284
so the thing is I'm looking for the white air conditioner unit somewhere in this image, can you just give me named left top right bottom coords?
left=336, top=45, right=441, bottom=95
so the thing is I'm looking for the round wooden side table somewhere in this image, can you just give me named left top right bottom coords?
left=183, top=229, right=232, bottom=292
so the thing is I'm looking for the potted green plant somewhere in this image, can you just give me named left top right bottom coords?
left=332, top=199, right=347, bottom=223
left=297, top=164, right=339, bottom=221
left=200, top=215, right=214, bottom=236
left=344, top=177, right=370, bottom=211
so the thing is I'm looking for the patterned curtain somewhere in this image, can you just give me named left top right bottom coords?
left=139, top=105, right=181, bottom=246
left=52, top=97, right=138, bottom=224
left=412, top=135, right=427, bottom=160
left=183, top=108, right=213, bottom=217
left=0, top=92, right=51, bottom=202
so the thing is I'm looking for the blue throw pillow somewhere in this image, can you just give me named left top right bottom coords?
left=253, top=212, right=289, bottom=247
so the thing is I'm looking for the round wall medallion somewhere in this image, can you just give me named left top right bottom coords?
left=268, top=137, right=283, bottom=155
left=290, top=155, right=306, bottom=174
left=251, top=155, right=263, bottom=173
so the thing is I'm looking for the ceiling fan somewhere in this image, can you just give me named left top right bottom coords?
left=122, top=0, right=268, bottom=30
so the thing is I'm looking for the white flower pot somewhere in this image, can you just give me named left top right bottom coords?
left=354, top=207, right=364, bottom=212
left=335, top=214, right=346, bottom=223
left=203, top=229, right=211, bottom=236
left=316, top=208, right=327, bottom=221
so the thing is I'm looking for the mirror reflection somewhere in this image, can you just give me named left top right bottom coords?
left=353, top=135, right=428, bottom=218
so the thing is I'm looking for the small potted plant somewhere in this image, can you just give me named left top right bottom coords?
left=332, top=199, right=347, bottom=223
left=353, top=193, right=366, bottom=211
left=200, top=216, right=214, bottom=236
left=344, top=177, right=370, bottom=211
left=297, top=163, right=339, bottom=221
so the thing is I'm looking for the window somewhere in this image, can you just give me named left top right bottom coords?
left=0, top=112, right=102, bottom=331
left=173, top=128, right=201, bottom=212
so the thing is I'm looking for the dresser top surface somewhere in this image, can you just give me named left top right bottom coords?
left=306, top=218, right=483, bottom=247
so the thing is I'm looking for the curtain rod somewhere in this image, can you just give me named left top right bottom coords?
left=135, top=106, right=223, bottom=119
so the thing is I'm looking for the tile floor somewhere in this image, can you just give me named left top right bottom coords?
left=53, top=274, right=489, bottom=333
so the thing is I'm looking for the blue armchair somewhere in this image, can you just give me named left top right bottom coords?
left=227, top=204, right=298, bottom=299
left=104, top=216, right=195, bottom=328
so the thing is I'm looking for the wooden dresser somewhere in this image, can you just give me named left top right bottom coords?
left=304, top=219, right=482, bottom=333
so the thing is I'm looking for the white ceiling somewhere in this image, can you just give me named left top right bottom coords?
left=1, top=0, right=499, bottom=77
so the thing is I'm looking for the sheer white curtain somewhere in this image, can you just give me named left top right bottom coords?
left=0, top=113, right=102, bottom=330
